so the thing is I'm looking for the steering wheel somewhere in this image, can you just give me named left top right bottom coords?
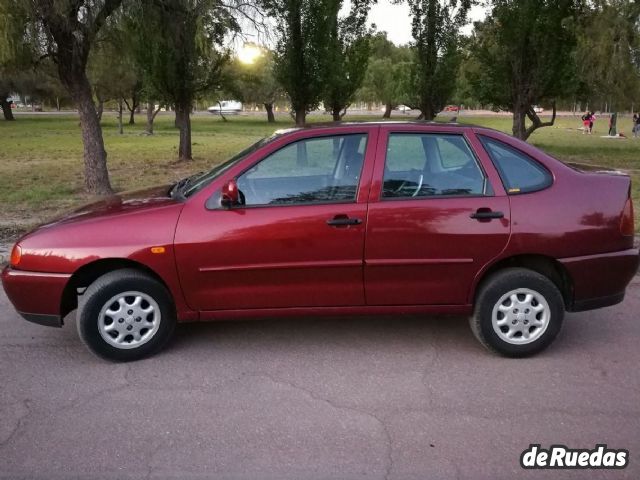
left=390, top=174, right=423, bottom=197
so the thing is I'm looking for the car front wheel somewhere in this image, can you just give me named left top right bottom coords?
left=76, top=269, right=176, bottom=361
left=470, top=268, right=564, bottom=357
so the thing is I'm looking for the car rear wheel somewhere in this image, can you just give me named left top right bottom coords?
left=470, top=268, right=564, bottom=357
left=77, top=269, right=176, bottom=361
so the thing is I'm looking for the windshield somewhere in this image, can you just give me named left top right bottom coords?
left=178, top=136, right=275, bottom=198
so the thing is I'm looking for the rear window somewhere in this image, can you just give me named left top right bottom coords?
left=479, top=136, right=553, bottom=194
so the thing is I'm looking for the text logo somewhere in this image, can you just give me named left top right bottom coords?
left=520, top=444, right=628, bottom=469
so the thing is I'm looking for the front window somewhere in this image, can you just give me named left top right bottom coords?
left=382, top=133, right=486, bottom=199
left=236, top=134, right=367, bottom=206
left=181, top=136, right=276, bottom=198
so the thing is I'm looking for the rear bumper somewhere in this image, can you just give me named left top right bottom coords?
left=560, top=248, right=639, bottom=312
left=1, top=266, right=70, bottom=327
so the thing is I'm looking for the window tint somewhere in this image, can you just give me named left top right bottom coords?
left=382, top=133, right=486, bottom=198
left=237, top=134, right=367, bottom=206
left=480, top=137, right=553, bottom=194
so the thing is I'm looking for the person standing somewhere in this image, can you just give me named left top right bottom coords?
left=589, top=112, right=596, bottom=134
left=581, top=111, right=590, bottom=134
left=633, top=114, right=640, bottom=138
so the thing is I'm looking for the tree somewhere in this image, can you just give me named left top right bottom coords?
left=575, top=0, right=640, bottom=113
left=88, top=17, right=142, bottom=128
left=0, top=1, right=30, bottom=121
left=358, top=32, right=413, bottom=118
left=130, top=0, right=236, bottom=161
left=404, top=0, right=472, bottom=120
left=321, top=0, right=372, bottom=121
left=1, top=0, right=123, bottom=194
left=262, top=0, right=338, bottom=126
left=469, top=0, right=580, bottom=140
left=225, top=49, right=282, bottom=123
left=450, top=36, right=482, bottom=109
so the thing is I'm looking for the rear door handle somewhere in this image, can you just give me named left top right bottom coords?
left=326, top=215, right=362, bottom=227
left=470, top=209, right=504, bottom=220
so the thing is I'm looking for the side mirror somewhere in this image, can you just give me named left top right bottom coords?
left=221, top=179, right=239, bottom=208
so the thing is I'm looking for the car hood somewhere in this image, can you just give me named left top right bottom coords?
left=14, top=184, right=186, bottom=273
left=36, top=184, right=179, bottom=230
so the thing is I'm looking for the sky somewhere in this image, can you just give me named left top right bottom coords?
left=365, top=1, right=489, bottom=45
left=234, top=1, right=489, bottom=50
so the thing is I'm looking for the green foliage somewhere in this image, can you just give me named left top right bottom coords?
left=468, top=0, right=580, bottom=139
left=0, top=0, right=43, bottom=111
left=225, top=49, right=282, bottom=105
left=262, top=0, right=341, bottom=123
left=358, top=32, right=412, bottom=109
left=89, top=12, right=142, bottom=104
left=321, top=0, right=373, bottom=119
left=404, top=0, right=472, bottom=119
left=449, top=36, right=479, bottom=107
left=576, top=0, right=640, bottom=111
left=129, top=0, right=235, bottom=107
left=471, top=0, right=579, bottom=110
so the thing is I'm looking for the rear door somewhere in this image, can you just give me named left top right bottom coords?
left=364, top=125, right=511, bottom=305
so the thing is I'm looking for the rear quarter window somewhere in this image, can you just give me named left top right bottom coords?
left=479, top=136, right=553, bottom=194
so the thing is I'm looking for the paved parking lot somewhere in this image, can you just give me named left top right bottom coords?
left=1, top=279, right=639, bottom=479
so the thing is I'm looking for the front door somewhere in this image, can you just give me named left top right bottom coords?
left=364, top=128, right=511, bottom=305
left=175, top=131, right=375, bottom=311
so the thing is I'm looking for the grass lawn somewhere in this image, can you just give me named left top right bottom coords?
left=1, top=111, right=639, bottom=237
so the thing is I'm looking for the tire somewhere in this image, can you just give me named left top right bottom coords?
left=77, top=269, right=176, bottom=361
left=470, top=268, right=564, bottom=357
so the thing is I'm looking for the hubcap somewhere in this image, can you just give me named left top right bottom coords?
left=98, top=291, right=161, bottom=350
left=491, top=288, right=550, bottom=345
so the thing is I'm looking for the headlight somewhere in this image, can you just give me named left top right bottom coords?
left=10, top=244, right=21, bottom=266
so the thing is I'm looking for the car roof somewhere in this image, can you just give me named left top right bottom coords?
left=273, top=120, right=489, bottom=136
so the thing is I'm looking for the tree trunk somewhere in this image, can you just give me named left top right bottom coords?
left=512, top=99, right=557, bottom=141
left=331, top=106, right=341, bottom=122
left=296, top=141, right=307, bottom=167
left=265, top=103, right=275, bottom=123
left=175, top=101, right=192, bottom=161
left=295, top=108, right=306, bottom=127
left=74, top=81, right=113, bottom=195
left=124, top=94, right=138, bottom=125
left=117, top=99, right=124, bottom=135
left=512, top=103, right=527, bottom=140
left=420, top=104, right=436, bottom=121
left=217, top=101, right=228, bottom=122
left=1, top=94, right=15, bottom=121
left=96, top=100, right=104, bottom=122
left=145, top=101, right=159, bottom=135
left=382, top=103, right=393, bottom=119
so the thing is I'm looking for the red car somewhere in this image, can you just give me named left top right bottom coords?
left=2, top=122, right=638, bottom=361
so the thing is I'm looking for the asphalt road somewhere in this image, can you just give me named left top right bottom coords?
left=1, top=279, right=639, bottom=480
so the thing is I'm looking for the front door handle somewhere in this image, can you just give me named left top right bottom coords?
left=326, top=215, right=362, bottom=227
left=470, top=209, right=504, bottom=220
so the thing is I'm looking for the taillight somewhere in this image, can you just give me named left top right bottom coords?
left=620, top=196, right=634, bottom=236
left=10, top=244, right=22, bottom=266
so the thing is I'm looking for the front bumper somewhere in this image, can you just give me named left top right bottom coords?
left=1, top=266, right=70, bottom=327
left=560, top=248, right=639, bottom=312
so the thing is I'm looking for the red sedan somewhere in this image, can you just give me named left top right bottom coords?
left=2, top=122, right=638, bottom=361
